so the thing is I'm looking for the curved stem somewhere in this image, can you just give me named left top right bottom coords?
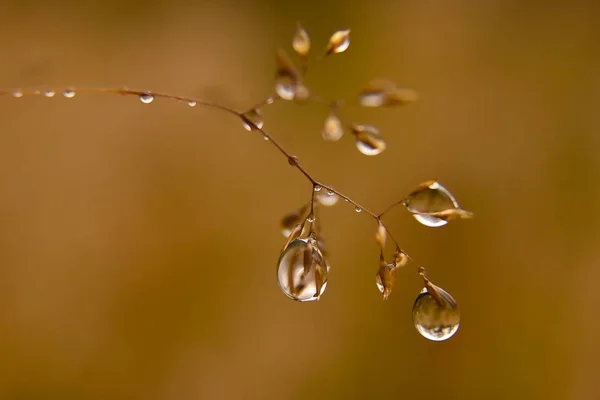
left=0, top=85, right=412, bottom=257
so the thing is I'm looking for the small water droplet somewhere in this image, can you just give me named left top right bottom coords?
left=263, top=135, right=269, bottom=141
left=306, top=216, right=315, bottom=223
left=188, top=100, right=196, bottom=107
left=413, top=283, right=460, bottom=341
left=139, top=93, right=154, bottom=104
left=266, top=96, right=275, bottom=104
left=275, top=78, right=296, bottom=101
left=43, top=90, right=55, bottom=98
left=355, top=207, right=362, bottom=213
left=12, top=90, right=23, bottom=98
left=62, top=89, right=76, bottom=98
left=327, top=191, right=334, bottom=196
left=241, top=108, right=264, bottom=131
left=314, top=186, right=322, bottom=192
left=277, top=238, right=329, bottom=302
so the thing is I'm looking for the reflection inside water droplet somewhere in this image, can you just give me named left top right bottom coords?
left=404, top=181, right=460, bottom=227
left=412, top=284, right=460, bottom=341
left=63, top=89, right=76, bottom=98
left=139, top=93, right=154, bottom=104
left=277, top=238, right=329, bottom=302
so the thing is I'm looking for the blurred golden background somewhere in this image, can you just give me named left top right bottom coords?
left=0, top=0, right=598, bottom=399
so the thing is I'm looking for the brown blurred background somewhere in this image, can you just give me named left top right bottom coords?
left=0, top=0, right=598, bottom=399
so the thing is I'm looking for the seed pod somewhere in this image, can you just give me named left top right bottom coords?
left=325, top=29, right=351, bottom=55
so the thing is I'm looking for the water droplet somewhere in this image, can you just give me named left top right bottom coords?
left=266, top=96, right=275, bottom=104
left=314, top=186, right=322, bottom=192
left=355, top=206, right=362, bottom=213
left=275, top=79, right=296, bottom=101
left=263, top=135, right=270, bottom=141
left=413, top=282, right=460, bottom=341
left=306, top=216, right=315, bottom=223
left=292, top=23, right=311, bottom=56
left=63, top=89, right=76, bottom=98
left=404, top=181, right=461, bottom=228
left=139, top=93, right=154, bottom=104
left=352, top=124, right=386, bottom=156
left=275, top=49, right=300, bottom=101
left=376, top=263, right=396, bottom=300
left=325, top=29, right=351, bottom=55
left=12, top=90, right=23, bottom=98
left=277, top=238, right=329, bottom=302
left=322, top=113, right=344, bottom=142
left=43, top=90, right=55, bottom=98
left=188, top=100, right=196, bottom=107
left=241, top=108, right=264, bottom=131
left=316, top=191, right=338, bottom=207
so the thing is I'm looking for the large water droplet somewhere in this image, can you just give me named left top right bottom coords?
left=277, top=238, right=329, bottom=302
left=139, top=93, right=154, bottom=104
left=404, top=181, right=459, bottom=227
left=352, top=124, right=386, bottom=156
left=413, top=283, right=460, bottom=341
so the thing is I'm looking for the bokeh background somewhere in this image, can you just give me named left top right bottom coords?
left=0, top=0, right=598, bottom=399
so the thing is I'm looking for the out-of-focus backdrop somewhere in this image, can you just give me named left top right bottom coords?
left=0, top=1, right=598, bottom=399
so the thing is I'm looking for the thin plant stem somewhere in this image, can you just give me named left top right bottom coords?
left=0, top=86, right=409, bottom=255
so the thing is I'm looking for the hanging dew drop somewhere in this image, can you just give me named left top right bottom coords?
left=276, top=238, right=329, bottom=302
left=314, top=186, right=322, bottom=192
left=12, top=90, right=23, bottom=98
left=412, top=283, right=460, bottom=341
left=355, top=207, right=362, bottom=213
left=188, top=100, right=196, bottom=107
left=62, top=89, right=76, bottom=98
left=43, top=90, right=55, bottom=98
left=139, top=93, right=154, bottom=104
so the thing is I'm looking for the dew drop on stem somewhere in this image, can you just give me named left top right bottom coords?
left=139, top=93, right=154, bottom=104
left=63, top=89, right=76, bottom=98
